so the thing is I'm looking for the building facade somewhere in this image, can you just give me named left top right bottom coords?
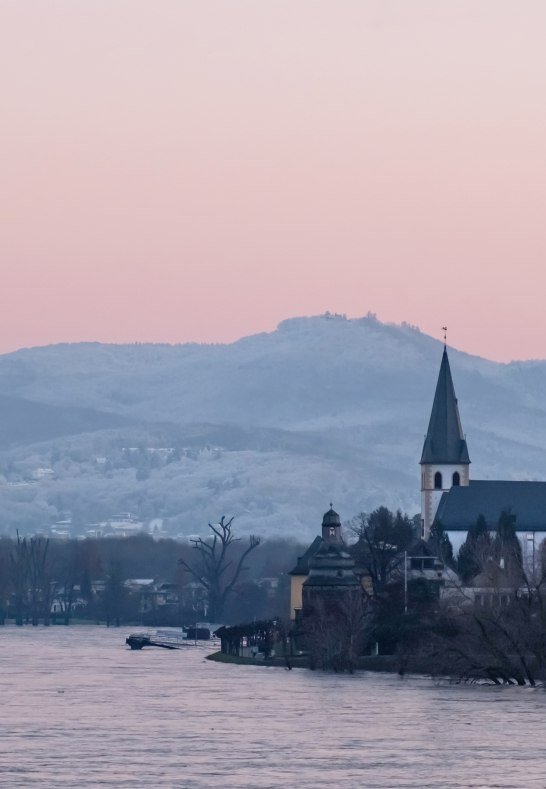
left=422, top=347, right=546, bottom=572
left=289, top=507, right=358, bottom=620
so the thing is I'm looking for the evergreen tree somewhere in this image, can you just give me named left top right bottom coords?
left=493, top=508, right=522, bottom=574
left=428, top=519, right=454, bottom=568
left=457, top=539, right=480, bottom=583
left=457, top=513, right=492, bottom=582
left=468, top=513, right=488, bottom=543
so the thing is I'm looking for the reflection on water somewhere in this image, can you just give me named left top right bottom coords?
left=1, top=626, right=545, bottom=788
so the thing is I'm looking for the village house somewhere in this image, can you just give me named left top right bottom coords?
left=123, top=578, right=180, bottom=614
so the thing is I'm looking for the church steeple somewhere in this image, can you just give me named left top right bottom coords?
left=421, top=347, right=470, bottom=466
left=420, top=347, right=470, bottom=538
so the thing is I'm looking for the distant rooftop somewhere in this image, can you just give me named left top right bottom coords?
left=289, top=536, right=323, bottom=576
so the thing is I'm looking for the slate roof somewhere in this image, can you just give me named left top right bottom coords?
left=288, top=536, right=323, bottom=575
left=322, top=508, right=341, bottom=527
left=421, top=348, right=470, bottom=465
left=303, top=541, right=359, bottom=588
left=406, top=539, right=436, bottom=558
left=472, top=560, right=519, bottom=589
left=435, top=480, right=546, bottom=531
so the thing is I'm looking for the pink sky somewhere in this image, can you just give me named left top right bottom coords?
left=2, top=1, right=546, bottom=361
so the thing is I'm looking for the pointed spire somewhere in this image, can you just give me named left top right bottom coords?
left=421, top=348, right=470, bottom=465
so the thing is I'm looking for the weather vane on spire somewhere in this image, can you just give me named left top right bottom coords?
left=442, top=326, right=448, bottom=347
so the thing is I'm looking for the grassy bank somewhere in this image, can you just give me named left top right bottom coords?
left=206, top=651, right=402, bottom=671
left=206, top=651, right=309, bottom=668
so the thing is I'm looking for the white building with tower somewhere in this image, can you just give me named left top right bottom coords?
left=421, top=346, right=546, bottom=569
left=420, top=345, right=470, bottom=538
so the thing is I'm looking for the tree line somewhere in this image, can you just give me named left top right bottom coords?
left=0, top=528, right=303, bottom=627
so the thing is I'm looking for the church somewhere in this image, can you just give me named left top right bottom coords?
left=289, top=342, right=546, bottom=619
left=422, top=345, right=546, bottom=567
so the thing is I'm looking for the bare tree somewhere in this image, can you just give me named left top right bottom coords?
left=304, top=590, right=370, bottom=672
left=425, top=541, right=546, bottom=686
left=178, top=516, right=260, bottom=621
left=24, top=537, right=55, bottom=626
left=0, top=539, right=11, bottom=625
left=10, top=533, right=28, bottom=626
left=102, top=559, right=128, bottom=627
left=55, top=542, right=84, bottom=625
left=351, top=507, right=414, bottom=595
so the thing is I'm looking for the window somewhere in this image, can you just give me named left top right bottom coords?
left=434, top=471, right=443, bottom=489
left=452, top=471, right=460, bottom=486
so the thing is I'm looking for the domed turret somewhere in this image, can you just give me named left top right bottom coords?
left=302, top=539, right=360, bottom=616
left=288, top=506, right=347, bottom=621
left=322, top=504, right=342, bottom=542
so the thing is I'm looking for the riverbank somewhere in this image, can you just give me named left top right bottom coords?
left=206, top=651, right=307, bottom=668
left=206, top=651, right=401, bottom=672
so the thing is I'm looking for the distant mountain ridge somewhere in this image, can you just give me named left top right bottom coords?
left=0, top=394, right=131, bottom=449
left=0, top=314, right=545, bottom=539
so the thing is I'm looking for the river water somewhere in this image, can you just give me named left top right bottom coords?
left=1, top=626, right=545, bottom=788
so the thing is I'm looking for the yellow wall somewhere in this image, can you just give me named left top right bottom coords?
left=289, top=575, right=306, bottom=620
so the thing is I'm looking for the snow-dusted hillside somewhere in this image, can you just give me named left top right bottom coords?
left=0, top=314, right=545, bottom=540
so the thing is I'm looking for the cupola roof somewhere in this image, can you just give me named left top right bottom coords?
left=322, top=506, right=341, bottom=528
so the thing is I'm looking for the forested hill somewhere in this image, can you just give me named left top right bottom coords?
left=0, top=394, right=130, bottom=448
left=0, top=314, right=545, bottom=539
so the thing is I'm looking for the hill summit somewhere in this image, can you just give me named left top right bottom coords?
left=0, top=314, right=545, bottom=539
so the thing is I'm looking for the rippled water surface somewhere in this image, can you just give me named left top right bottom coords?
left=1, top=626, right=546, bottom=787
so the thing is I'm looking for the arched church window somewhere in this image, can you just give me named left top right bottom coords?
left=434, top=471, right=443, bottom=490
left=452, top=471, right=460, bottom=486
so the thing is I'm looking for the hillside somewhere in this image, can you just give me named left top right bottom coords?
left=0, top=314, right=545, bottom=540
left=0, top=394, right=131, bottom=449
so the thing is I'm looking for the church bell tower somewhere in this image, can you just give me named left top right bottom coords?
left=321, top=505, right=343, bottom=543
left=420, top=346, right=470, bottom=538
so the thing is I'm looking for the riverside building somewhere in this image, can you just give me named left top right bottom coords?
left=422, top=346, right=546, bottom=569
